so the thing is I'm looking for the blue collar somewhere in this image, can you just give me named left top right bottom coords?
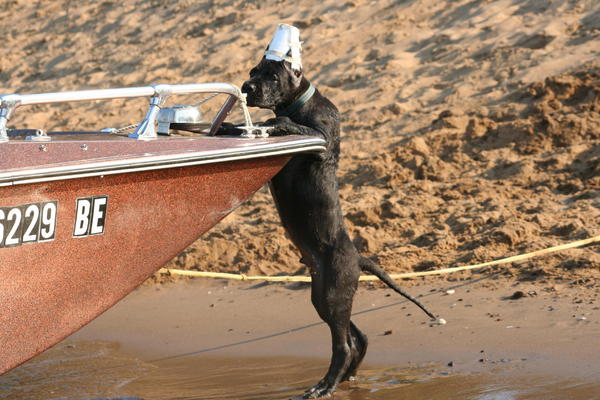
left=279, top=84, right=315, bottom=117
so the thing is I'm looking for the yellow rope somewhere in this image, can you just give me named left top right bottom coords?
left=159, top=234, right=600, bottom=282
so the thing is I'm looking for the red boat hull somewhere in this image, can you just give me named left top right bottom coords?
left=0, top=155, right=288, bottom=374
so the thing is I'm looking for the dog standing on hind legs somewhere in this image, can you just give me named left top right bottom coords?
left=221, top=24, right=438, bottom=398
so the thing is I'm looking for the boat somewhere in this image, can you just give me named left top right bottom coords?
left=0, top=83, right=326, bottom=375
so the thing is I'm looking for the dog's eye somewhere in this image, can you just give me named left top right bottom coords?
left=272, top=74, right=280, bottom=82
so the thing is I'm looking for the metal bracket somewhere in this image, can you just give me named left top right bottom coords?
left=129, top=84, right=173, bottom=140
left=0, top=94, right=22, bottom=143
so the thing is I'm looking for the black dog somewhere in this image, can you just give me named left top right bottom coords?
left=219, top=58, right=436, bottom=398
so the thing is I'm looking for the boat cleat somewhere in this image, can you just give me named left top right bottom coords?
left=238, top=125, right=271, bottom=138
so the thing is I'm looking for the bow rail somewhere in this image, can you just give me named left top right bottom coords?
left=0, top=83, right=256, bottom=142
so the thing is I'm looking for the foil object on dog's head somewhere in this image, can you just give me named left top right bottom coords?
left=264, top=23, right=302, bottom=71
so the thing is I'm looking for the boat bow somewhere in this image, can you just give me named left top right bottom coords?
left=0, top=83, right=325, bottom=375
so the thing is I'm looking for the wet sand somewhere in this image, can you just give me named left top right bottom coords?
left=2, top=276, right=600, bottom=399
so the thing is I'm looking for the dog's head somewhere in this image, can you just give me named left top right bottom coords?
left=242, top=58, right=304, bottom=110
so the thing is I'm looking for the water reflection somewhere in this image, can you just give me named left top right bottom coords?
left=1, top=340, right=598, bottom=400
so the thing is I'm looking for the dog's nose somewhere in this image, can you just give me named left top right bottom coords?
left=242, top=81, right=256, bottom=94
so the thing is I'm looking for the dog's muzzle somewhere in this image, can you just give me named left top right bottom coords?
left=242, top=81, right=256, bottom=95
left=242, top=81, right=258, bottom=106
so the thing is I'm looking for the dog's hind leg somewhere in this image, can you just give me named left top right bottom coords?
left=304, top=305, right=353, bottom=398
left=342, top=321, right=368, bottom=382
left=304, top=258, right=360, bottom=398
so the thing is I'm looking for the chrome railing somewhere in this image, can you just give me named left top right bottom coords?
left=0, top=83, right=256, bottom=142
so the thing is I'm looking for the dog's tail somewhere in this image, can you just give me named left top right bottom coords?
left=359, top=257, right=437, bottom=320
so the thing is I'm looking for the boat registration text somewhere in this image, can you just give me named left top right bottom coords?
left=0, top=195, right=108, bottom=248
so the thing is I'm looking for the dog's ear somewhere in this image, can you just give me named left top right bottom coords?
left=283, top=62, right=303, bottom=88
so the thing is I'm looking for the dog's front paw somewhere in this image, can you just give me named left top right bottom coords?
left=264, top=116, right=293, bottom=126
left=262, top=116, right=293, bottom=136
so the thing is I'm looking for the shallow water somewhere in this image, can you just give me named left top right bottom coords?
left=1, top=340, right=599, bottom=400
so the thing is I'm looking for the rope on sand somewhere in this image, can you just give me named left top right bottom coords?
left=158, top=234, right=600, bottom=282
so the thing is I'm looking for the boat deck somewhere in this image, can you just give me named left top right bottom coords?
left=1, top=131, right=326, bottom=186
